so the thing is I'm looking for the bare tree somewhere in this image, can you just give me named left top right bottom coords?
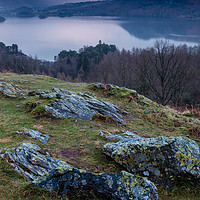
left=137, top=40, right=192, bottom=105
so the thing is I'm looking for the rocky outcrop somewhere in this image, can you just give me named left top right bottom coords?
left=28, top=88, right=127, bottom=124
left=0, top=143, right=158, bottom=199
left=90, top=83, right=158, bottom=107
left=103, top=132, right=200, bottom=188
left=0, top=81, right=26, bottom=98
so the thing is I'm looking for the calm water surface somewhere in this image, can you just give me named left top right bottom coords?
left=0, top=17, right=200, bottom=61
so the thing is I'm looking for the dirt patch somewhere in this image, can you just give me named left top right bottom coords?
left=0, top=137, right=11, bottom=143
left=0, top=110, right=3, bottom=114
left=33, top=125, right=47, bottom=129
left=61, top=147, right=82, bottom=158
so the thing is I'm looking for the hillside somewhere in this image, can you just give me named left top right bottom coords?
left=0, top=0, right=78, bottom=10
left=38, top=0, right=200, bottom=19
left=2, top=0, right=200, bottom=19
left=0, top=73, right=200, bottom=199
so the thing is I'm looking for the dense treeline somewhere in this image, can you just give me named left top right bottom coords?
left=0, top=40, right=199, bottom=106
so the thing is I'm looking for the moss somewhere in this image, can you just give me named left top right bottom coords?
left=183, top=112, right=195, bottom=117
left=175, top=150, right=200, bottom=169
left=57, top=164, right=74, bottom=174
left=30, top=104, right=50, bottom=117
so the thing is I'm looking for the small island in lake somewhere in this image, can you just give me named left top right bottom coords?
left=0, top=16, right=5, bottom=22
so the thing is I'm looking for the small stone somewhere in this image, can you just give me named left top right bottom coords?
left=23, top=128, right=50, bottom=144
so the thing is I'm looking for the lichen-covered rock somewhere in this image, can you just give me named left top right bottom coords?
left=0, top=143, right=67, bottom=181
left=33, top=165, right=158, bottom=200
left=103, top=134, right=200, bottom=188
left=29, top=88, right=126, bottom=124
left=23, top=128, right=50, bottom=144
left=0, top=81, right=26, bottom=98
left=90, top=83, right=158, bottom=107
left=1, top=143, right=158, bottom=199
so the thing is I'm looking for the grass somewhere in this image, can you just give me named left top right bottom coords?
left=0, top=73, right=200, bottom=200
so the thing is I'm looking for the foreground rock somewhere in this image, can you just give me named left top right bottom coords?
left=0, top=143, right=158, bottom=199
left=33, top=168, right=158, bottom=200
left=0, top=81, right=26, bottom=98
left=28, top=88, right=127, bottom=124
left=103, top=132, right=200, bottom=188
left=90, top=83, right=158, bottom=107
left=0, top=143, right=67, bottom=180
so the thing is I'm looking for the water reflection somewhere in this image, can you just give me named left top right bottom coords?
left=120, top=17, right=200, bottom=43
left=0, top=17, right=199, bottom=61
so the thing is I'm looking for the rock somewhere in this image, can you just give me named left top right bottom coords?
left=23, top=128, right=50, bottom=144
left=90, top=83, right=158, bottom=107
left=103, top=133, right=200, bottom=188
left=30, top=88, right=126, bottom=124
left=1, top=143, right=158, bottom=199
left=0, top=143, right=67, bottom=181
left=33, top=168, right=158, bottom=200
left=0, top=81, right=26, bottom=98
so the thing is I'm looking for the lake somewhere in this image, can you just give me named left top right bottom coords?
left=0, top=16, right=200, bottom=61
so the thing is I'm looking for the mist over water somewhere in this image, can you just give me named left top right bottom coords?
left=0, top=17, right=199, bottom=61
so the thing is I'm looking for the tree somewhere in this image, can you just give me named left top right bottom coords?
left=137, top=41, right=192, bottom=105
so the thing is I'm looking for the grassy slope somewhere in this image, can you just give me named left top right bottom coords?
left=0, top=73, right=200, bottom=200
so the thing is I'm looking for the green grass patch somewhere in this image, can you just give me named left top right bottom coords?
left=0, top=73, right=200, bottom=200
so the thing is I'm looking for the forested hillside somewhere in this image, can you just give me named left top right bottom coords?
left=2, top=0, right=200, bottom=19
left=0, top=40, right=200, bottom=107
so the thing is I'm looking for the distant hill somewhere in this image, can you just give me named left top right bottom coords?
left=36, top=0, right=200, bottom=19
left=1, top=0, right=200, bottom=19
left=0, top=0, right=98, bottom=9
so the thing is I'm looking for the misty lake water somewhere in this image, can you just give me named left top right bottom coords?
left=0, top=16, right=200, bottom=61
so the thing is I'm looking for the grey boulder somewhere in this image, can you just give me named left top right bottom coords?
left=103, top=133, right=200, bottom=188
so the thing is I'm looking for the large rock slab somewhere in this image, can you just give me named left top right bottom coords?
left=29, top=88, right=126, bottom=124
left=33, top=168, right=158, bottom=200
left=103, top=133, right=200, bottom=188
left=0, top=81, right=26, bottom=98
left=0, top=143, right=158, bottom=199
